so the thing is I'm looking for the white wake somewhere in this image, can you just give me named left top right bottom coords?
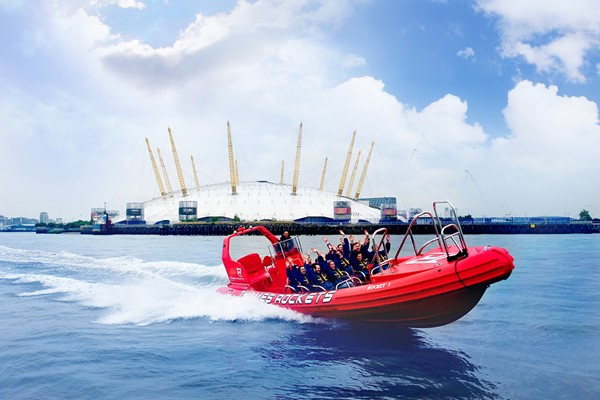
left=0, top=246, right=311, bottom=325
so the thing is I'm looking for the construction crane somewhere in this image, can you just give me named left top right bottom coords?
left=145, top=137, right=166, bottom=197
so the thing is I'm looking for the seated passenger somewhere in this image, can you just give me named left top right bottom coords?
left=324, top=259, right=354, bottom=289
left=352, top=253, right=371, bottom=282
left=310, top=263, right=334, bottom=291
left=295, top=264, right=312, bottom=292
left=335, top=250, right=355, bottom=276
left=321, top=236, right=337, bottom=261
left=285, top=258, right=299, bottom=291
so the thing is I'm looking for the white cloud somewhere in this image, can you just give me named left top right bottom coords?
left=457, top=47, right=475, bottom=59
left=91, top=0, right=146, bottom=10
left=477, top=0, right=600, bottom=82
left=1, top=1, right=599, bottom=220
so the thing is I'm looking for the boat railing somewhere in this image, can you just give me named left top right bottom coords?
left=370, top=227, right=392, bottom=273
left=394, top=201, right=468, bottom=261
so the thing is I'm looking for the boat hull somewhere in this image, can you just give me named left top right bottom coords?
left=218, top=282, right=490, bottom=328
left=303, top=284, right=487, bottom=327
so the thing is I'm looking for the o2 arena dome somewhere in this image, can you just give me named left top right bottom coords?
left=113, top=123, right=401, bottom=225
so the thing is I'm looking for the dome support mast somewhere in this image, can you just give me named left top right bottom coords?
left=355, top=141, right=374, bottom=200
left=291, top=123, right=302, bottom=195
left=227, top=121, right=237, bottom=195
left=191, top=155, right=200, bottom=192
left=319, top=157, right=328, bottom=191
left=345, top=150, right=361, bottom=198
left=168, top=127, right=188, bottom=197
left=157, top=147, right=173, bottom=197
left=337, top=130, right=356, bottom=196
left=145, top=137, right=166, bottom=197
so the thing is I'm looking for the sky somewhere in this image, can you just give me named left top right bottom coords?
left=1, top=0, right=599, bottom=221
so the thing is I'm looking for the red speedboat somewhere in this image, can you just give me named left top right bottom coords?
left=217, top=201, right=515, bottom=327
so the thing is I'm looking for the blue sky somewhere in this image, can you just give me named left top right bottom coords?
left=1, top=0, right=599, bottom=221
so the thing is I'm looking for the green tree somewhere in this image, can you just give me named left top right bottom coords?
left=579, top=209, right=592, bottom=221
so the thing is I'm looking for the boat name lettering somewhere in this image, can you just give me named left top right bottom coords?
left=367, top=282, right=391, bottom=290
left=255, top=291, right=336, bottom=305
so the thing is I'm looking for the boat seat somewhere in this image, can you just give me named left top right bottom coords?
left=262, top=255, right=273, bottom=267
left=238, top=253, right=271, bottom=286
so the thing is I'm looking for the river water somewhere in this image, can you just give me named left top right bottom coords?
left=1, top=233, right=599, bottom=399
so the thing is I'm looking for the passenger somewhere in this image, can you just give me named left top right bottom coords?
left=368, top=233, right=392, bottom=273
left=314, top=249, right=353, bottom=289
left=335, top=249, right=355, bottom=276
left=321, top=236, right=337, bottom=261
left=295, top=264, right=312, bottom=292
left=352, top=252, right=371, bottom=282
left=285, top=258, right=299, bottom=291
left=278, top=231, right=295, bottom=253
left=310, top=263, right=334, bottom=291
left=324, top=259, right=354, bottom=289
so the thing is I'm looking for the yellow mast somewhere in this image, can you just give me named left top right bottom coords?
left=157, top=147, right=173, bottom=196
left=191, top=155, right=200, bottom=192
left=354, top=141, right=374, bottom=200
left=235, top=159, right=239, bottom=187
left=280, top=160, right=284, bottom=185
left=319, top=157, right=328, bottom=191
left=168, top=127, right=188, bottom=197
left=227, top=121, right=237, bottom=195
left=145, top=137, right=166, bottom=197
left=291, top=123, right=302, bottom=195
left=345, top=149, right=361, bottom=197
left=337, top=130, right=356, bottom=196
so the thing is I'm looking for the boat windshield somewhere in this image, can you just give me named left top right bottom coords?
left=269, top=237, right=303, bottom=260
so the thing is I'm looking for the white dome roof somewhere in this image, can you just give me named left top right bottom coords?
left=117, top=181, right=382, bottom=224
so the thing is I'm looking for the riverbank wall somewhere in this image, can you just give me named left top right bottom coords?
left=76, top=221, right=600, bottom=236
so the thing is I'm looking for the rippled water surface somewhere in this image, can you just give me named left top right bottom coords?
left=1, top=233, right=599, bottom=399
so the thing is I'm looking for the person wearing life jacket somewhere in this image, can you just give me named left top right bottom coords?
left=310, top=262, right=334, bottom=291
left=325, top=259, right=354, bottom=289
left=352, top=252, right=371, bottom=282
left=295, top=264, right=312, bottom=292
left=321, top=236, right=337, bottom=261
left=334, top=249, right=355, bottom=276
left=285, top=258, right=299, bottom=291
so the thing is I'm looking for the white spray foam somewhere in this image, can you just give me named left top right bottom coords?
left=0, top=246, right=312, bottom=325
